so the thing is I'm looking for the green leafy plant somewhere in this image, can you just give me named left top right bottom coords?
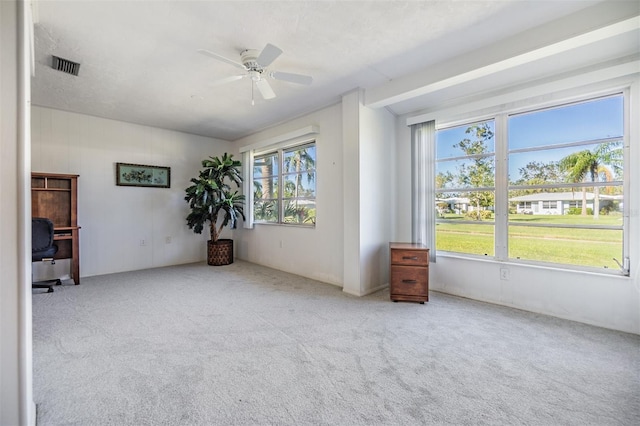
left=567, top=207, right=593, bottom=216
left=464, top=209, right=493, bottom=220
left=185, top=153, right=245, bottom=242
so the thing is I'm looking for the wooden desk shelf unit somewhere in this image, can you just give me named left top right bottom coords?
left=31, top=172, right=81, bottom=285
left=389, top=243, right=429, bottom=304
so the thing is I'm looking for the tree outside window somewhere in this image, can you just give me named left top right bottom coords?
left=253, top=142, right=316, bottom=226
left=433, top=93, right=626, bottom=272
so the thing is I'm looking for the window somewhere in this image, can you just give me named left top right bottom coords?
left=568, top=201, right=582, bottom=208
left=435, top=120, right=495, bottom=256
left=517, top=201, right=533, bottom=213
left=433, top=93, right=627, bottom=274
left=253, top=142, right=316, bottom=226
left=253, top=152, right=279, bottom=223
left=508, top=95, right=624, bottom=270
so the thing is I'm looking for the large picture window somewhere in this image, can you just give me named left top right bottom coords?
left=253, top=142, right=316, bottom=226
left=433, top=93, right=627, bottom=274
left=508, top=95, right=624, bottom=270
left=436, top=120, right=496, bottom=256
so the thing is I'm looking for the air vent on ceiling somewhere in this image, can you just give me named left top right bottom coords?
left=52, top=55, right=80, bottom=76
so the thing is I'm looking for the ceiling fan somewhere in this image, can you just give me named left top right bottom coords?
left=198, top=43, right=313, bottom=105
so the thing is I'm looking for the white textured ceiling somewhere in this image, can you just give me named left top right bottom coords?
left=32, top=0, right=615, bottom=141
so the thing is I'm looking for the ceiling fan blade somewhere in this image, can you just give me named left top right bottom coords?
left=197, top=49, right=246, bottom=70
left=256, top=43, right=283, bottom=67
left=255, top=78, right=276, bottom=100
left=210, top=74, right=245, bottom=87
left=270, top=71, right=313, bottom=86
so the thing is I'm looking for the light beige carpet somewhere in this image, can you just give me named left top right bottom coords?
left=33, top=260, right=640, bottom=425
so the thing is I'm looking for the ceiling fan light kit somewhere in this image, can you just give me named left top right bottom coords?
left=198, top=43, right=313, bottom=104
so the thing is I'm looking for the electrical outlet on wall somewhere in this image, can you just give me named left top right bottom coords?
left=500, top=268, right=510, bottom=280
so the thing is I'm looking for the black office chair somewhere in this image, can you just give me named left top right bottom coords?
left=32, top=217, right=62, bottom=293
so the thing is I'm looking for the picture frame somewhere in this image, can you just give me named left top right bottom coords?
left=116, top=163, right=171, bottom=188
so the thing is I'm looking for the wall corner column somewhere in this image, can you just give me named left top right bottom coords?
left=1, top=0, right=35, bottom=424
left=342, top=89, right=363, bottom=295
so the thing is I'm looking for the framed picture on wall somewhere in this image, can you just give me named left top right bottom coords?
left=116, top=163, right=171, bottom=188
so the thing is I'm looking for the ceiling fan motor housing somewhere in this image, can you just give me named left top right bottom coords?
left=241, top=49, right=263, bottom=72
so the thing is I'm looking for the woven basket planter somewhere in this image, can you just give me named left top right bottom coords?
left=207, top=239, right=234, bottom=266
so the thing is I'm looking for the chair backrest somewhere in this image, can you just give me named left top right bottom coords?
left=32, top=217, right=55, bottom=252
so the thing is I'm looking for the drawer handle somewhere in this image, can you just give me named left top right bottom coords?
left=402, top=279, right=418, bottom=284
left=402, top=256, right=418, bottom=260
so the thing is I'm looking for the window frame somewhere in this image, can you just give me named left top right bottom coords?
left=519, top=201, right=532, bottom=210
left=252, top=140, right=317, bottom=227
left=252, top=151, right=279, bottom=225
left=434, top=118, right=497, bottom=257
left=433, top=90, right=629, bottom=275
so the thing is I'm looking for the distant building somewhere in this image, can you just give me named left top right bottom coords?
left=509, top=192, right=621, bottom=215
left=436, top=197, right=470, bottom=214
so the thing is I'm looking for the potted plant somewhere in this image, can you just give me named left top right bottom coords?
left=185, top=153, right=245, bottom=265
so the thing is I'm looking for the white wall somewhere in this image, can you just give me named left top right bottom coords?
left=341, top=90, right=396, bottom=295
left=1, top=1, right=34, bottom=424
left=31, top=106, right=233, bottom=278
left=393, top=76, right=640, bottom=335
left=342, top=91, right=361, bottom=293
left=233, top=96, right=396, bottom=295
left=358, top=101, right=395, bottom=295
left=233, top=103, right=345, bottom=286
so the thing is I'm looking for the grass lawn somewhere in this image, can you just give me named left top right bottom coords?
left=436, top=214, right=623, bottom=269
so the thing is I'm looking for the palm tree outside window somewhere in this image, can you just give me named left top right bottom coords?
left=253, top=141, right=316, bottom=226
left=433, top=92, right=627, bottom=273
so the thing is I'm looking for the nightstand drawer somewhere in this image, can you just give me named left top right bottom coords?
left=390, top=265, right=428, bottom=295
left=390, top=249, right=429, bottom=267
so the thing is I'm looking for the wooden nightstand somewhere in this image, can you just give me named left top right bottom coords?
left=389, top=243, right=429, bottom=304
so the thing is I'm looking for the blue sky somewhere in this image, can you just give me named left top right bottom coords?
left=436, top=94, right=624, bottom=183
left=509, top=95, right=623, bottom=150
